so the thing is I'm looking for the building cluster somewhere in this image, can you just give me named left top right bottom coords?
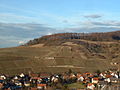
left=0, top=70, right=120, bottom=90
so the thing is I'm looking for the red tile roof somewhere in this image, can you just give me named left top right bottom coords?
left=37, top=84, right=46, bottom=87
left=93, top=78, right=99, bottom=80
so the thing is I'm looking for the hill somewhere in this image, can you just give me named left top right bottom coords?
left=25, top=31, right=120, bottom=46
left=0, top=31, right=120, bottom=74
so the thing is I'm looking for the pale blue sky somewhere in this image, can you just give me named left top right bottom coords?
left=0, top=0, right=120, bottom=47
left=0, top=0, right=120, bottom=27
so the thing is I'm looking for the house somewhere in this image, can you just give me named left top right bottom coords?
left=88, top=74, right=94, bottom=78
left=51, top=76, right=59, bottom=83
left=85, top=73, right=91, bottom=75
left=105, top=75, right=112, bottom=78
left=77, top=75, right=84, bottom=82
left=114, top=73, right=119, bottom=78
left=87, top=83, right=95, bottom=90
left=30, top=77, right=40, bottom=85
left=19, top=73, right=25, bottom=78
left=14, top=81, right=22, bottom=87
left=0, top=75, right=6, bottom=80
left=99, top=73, right=106, bottom=78
left=37, top=84, right=46, bottom=90
left=104, top=78, right=110, bottom=83
left=110, top=77, right=119, bottom=83
left=85, top=78, right=90, bottom=83
left=98, top=81, right=107, bottom=87
left=14, top=76, right=18, bottom=80
left=0, top=83, right=3, bottom=89
left=70, top=73, right=76, bottom=78
left=24, top=82, right=30, bottom=87
left=92, top=78, right=99, bottom=84
left=83, top=73, right=91, bottom=77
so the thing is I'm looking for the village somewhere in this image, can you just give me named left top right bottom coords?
left=0, top=69, right=120, bottom=90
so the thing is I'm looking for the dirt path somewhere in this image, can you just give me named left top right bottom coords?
left=47, top=65, right=84, bottom=68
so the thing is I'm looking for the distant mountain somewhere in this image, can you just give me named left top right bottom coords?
left=0, top=31, right=120, bottom=74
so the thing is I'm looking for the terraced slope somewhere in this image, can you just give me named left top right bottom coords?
left=0, top=38, right=120, bottom=74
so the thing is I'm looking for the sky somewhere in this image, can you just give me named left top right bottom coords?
left=0, top=0, right=120, bottom=48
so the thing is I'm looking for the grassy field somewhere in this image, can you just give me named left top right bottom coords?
left=66, top=82, right=86, bottom=89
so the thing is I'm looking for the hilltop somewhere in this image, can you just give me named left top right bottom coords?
left=25, top=31, right=120, bottom=46
left=0, top=31, right=120, bottom=74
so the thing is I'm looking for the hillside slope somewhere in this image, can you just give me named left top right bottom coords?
left=0, top=31, right=120, bottom=74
